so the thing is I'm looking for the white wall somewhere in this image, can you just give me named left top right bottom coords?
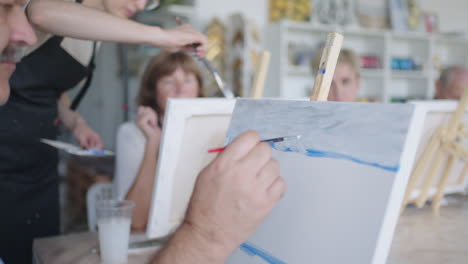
left=195, top=0, right=468, bottom=34
left=195, top=0, right=268, bottom=28
left=424, top=0, right=468, bottom=34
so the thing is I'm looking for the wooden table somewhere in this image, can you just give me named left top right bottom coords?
left=33, top=232, right=162, bottom=264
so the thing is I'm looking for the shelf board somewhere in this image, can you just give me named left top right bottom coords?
left=344, top=28, right=386, bottom=38
left=433, top=38, right=468, bottom=47
left=361, top=69, right=384, bottom=78
left=391, top=31, right=429, bottom=41
left=287, top=66, right=312, bottom=76
left=391, top=70, right=427, bottom=79
left=281, top=20, right=385, bottom=37
left=280, top=21, right=467, bottom=45
left=286, top=67, right=384, bottom=79
left=167, top=5, right=195, bottom=18
left=282, top=20, right=333, bottom=33
left=433, top=33, right=468, bottom=42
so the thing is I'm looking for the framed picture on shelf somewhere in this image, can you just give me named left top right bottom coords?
left=424, top=12, right=439, bottom=33
left=269, top=0, right=312, bottom=23
left=356, top=0, right=389, bottom=29
left=315, top=0, right=357, bottom=27
left=390, top=0, right=424, bottom=32
left=389, top=0, right=407, bottom=31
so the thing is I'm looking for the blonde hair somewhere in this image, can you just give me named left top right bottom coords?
left=137, top=51, right=204, bottom=115
left=311, top=48, right=361, bottom=78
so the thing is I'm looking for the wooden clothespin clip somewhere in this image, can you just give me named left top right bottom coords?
left=310, top=33, right=344, bottom=101
left=251, top=51, right=271, bottom=99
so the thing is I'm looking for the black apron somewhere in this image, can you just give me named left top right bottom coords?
left=0, top=35, right=95, bottom=263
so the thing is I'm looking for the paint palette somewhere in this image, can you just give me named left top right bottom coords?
left=40, top=139, right=114, bottom=156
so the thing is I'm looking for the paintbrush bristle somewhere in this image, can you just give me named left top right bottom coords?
left=267, top=135, right=305, bottom=154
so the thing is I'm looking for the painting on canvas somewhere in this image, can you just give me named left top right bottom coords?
left=224, top=99, right=421, bottom=264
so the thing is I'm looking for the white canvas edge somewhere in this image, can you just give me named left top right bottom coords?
left=409, top=100, right=461, bottom=113
left=146, top=98, right=236, bottom=239
left=371, top=104, right=426, bottom=264
left=374, top=100, right=468, bottom=263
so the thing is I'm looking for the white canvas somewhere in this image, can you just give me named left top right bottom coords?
left=146, top=97, right=307, bottom=239
left=146, top=98, right=423, bottom=264
left=224, top=99, right=422, bottom=264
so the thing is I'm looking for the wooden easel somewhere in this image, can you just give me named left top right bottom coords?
left=401, top=87, right=468, bottom=215
left=250, top=32, right=343, bottom=100
left=251, top=51, right=271, bottom=98
left=310, top=33, right=344, bottom=101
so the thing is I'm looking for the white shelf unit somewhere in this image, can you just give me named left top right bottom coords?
left=167, top=4, right=196, bottom=19
left=265, top=20, right=468, bottom=102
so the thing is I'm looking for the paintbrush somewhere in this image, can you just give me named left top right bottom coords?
left=208, top=135, right=302, bottom=153
left=174, top=16, right=235, bottom=99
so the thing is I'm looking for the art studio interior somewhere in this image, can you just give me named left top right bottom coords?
left=1, top=0, right=468, bottom=263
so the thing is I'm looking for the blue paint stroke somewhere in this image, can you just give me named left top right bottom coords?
left=269, top=143, right=399, bottom=173
left=304, top=148, right=400, bottom=172
left=240, top=242, right=287, bottom=264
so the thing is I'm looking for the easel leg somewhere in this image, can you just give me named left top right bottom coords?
left=401, top=127, right=442, bottom=212
left=457, top=163, right=468, bottom=186
left=416, top=149, right=446, bottom=208
left=432, top=154, right=456, bottom=215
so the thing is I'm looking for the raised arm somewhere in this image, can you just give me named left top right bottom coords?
left=124, top=106, right=162, bottom=231
left=26, top=0, right=207, bottom=56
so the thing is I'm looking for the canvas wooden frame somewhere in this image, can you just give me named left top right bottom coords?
left=371, top=103, right=425, bottom=262
left=146, top=98, right=235, bottom=239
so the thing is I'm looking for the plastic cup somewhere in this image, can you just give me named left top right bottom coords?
left=96, top=200, right=135, bottom=264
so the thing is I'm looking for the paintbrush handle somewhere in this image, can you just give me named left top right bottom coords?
left=199, top=58, right=234, bottom=99
left=208, top=136, right=299, bottom=153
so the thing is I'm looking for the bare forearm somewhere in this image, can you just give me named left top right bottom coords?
left=58, top=93, right=81, bottom=131
left=125, top=140, right=159, bottom=231
left=152, top=223, right=231, bottom=264
left=27, top=0, right=169, bottom=47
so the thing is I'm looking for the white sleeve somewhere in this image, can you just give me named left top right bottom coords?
left=113, top=122, right=146, bottom=200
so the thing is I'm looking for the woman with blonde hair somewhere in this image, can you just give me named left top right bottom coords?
left=114, top=51, right=203, bottom=231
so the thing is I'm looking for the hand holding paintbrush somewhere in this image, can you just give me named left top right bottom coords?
left=174, top=16, right=235, bottom=99
left=209, top=135, right=302, bottom=153
left=173, top=16, right=206, bottom=58
left=151, top=16, right=207, bottom=57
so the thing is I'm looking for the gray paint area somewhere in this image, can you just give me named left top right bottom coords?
left=225, top=99, right=414, bottom=264
left=226, top=99, right=414, bottom=170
